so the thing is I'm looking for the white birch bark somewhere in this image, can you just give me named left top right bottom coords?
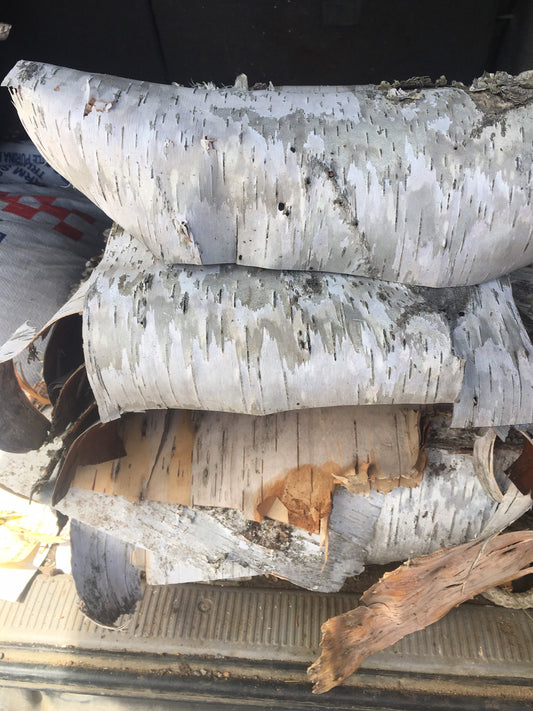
left=451, top=279, right=533, bottom=427
left=83, top=227, right=464, bottom=420
left=4, top=61, right=533, bottom=286
left=62, top=406, right=422, bottom=515
left=55, top=440, right=528, bottom=592
left=82, top=226, right=533, bottom=427
left=2, top=417, right=529, bottom=592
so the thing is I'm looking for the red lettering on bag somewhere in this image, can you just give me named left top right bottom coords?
left=0, top=192, right=95, bottom=241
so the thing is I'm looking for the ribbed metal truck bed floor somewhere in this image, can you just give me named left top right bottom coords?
left=0, top=573, right=532, bottom=709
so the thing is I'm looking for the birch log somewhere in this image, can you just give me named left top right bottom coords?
left=1, top=413, right=529, bottom=590
left=82, top=226, right=533, bottom=427
left=83, top=226, right=463, bottom=419
left=55, top=438, right=530, bottom=591
left=4, top=61, right=533, bottom=286
left=55, top=406, right=425, bottom=534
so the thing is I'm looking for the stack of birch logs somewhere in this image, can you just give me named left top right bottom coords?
left=1, top=61, right=533, bottom=691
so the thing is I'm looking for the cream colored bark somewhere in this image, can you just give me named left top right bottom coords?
left=4, top=62, right=533, bottom=286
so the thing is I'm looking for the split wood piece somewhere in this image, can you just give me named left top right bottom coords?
left=308, top=530, right=533, bottom=694
left=53, top=406, right=425, bottom=535
left=5, top=62, right=533, bottom=287
left=57, top=491, right=365, bottom=592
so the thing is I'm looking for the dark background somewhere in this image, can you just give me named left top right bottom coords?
left=1, top=0, right=532, bottom=136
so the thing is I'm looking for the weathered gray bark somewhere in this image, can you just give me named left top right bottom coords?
left=309, top=531, right=533, bottom=693
left=4, top=61, right=533, bottom=286
left=70, top=519, right=141, bottom=627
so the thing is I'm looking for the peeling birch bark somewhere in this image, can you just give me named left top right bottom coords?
left=1, top=414, right=529, bottom=592
left=83, top=227, right=464, bottom=419
left=330, top=443, right=530, bottom=566
left=4, top=61, right=533, bottom=286
left=56, top=406, right=423, bottom=523
left=450, top=279, right=533, bottom=427
left=473, top=429, right=503, bottom=502
left=81, top=226, right=533, bottom=428
left=308, top=531, right=533, bottom=693
left=54, top=437, right=529, bottom=592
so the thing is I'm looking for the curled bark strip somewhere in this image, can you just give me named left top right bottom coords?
left=50, top=364, right=93, bottom=437
left=52, top=418, right=126, bottom=505
left=481, top=585, right=533, bottom=609
left=473, top=429, right=503, bottom=503
left=70, top=519, right=141, bottom=627
left=308, top=531, right=533, bottom=694
left=4, top=61, right=533, bottom=286
left=506, top=434, right=533, bottom=495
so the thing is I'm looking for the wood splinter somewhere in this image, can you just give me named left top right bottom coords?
left=308, top=530, right=533, bottom=694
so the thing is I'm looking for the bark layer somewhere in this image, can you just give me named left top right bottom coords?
left=83, top=227, right=464, bottom=420
left=82, top=226, right=533, bottom=427
left=4, top=61, right=533, bottom=286
left=308, top=531, right=533, bottom=693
